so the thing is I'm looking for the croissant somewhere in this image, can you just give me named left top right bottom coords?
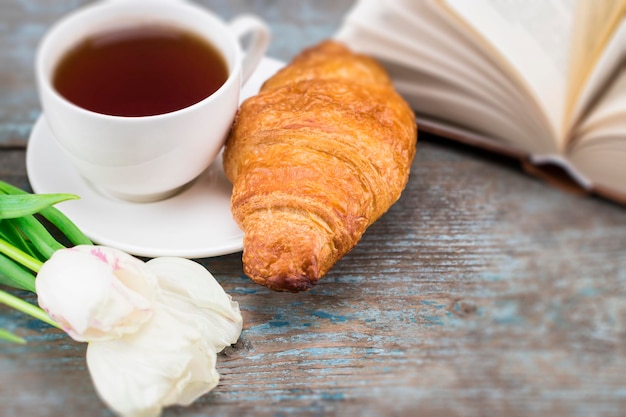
left=223, top=40, right=417, bottom=292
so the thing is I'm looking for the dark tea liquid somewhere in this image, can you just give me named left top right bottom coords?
left=53, top=25, right=228, bottom=117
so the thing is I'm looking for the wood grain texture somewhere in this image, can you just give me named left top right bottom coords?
left=3, top=138, right=626, bottom=417
left=1, top=1, right=626, bottom=417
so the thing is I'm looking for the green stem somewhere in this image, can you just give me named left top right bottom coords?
left=0, top=237, right=44, bottom=273
left=0, top=289, right=61, bottom=329
left=0, top=328, right=26, bottom=344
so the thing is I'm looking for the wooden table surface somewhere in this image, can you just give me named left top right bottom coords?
left=1, top=1, right=626, bottom=417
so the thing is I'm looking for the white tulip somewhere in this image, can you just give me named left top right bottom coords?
left=36, top=245, right=157, bottom=342
left=36, top=245, right=243, bottom=417
left=86, top=303, right=221, bottom=417
left=146, top=257, right=243, bottom=352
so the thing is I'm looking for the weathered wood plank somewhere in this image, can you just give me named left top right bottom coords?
left=2, top=135, right=626, bottom=417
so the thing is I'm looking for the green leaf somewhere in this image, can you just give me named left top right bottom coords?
left=9, top=216, right=65, bottom=260
left=0, top=219, right=39, bottom=259
left=0, top=234, right=44, bottom=274
left=0, top=252, right=37, bottom=292
left=0, top=193, right=79, bottom=220
left=0, top=181, right=32, bottom=196
left=0, top=328, right=26, bottom=344
left=0, top=181, right=91, bottom=246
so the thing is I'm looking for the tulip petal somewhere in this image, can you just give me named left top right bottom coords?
left=36, top=245, right=157, bottom=341
left=87, top=302, right=220, bottom=417
left=146, top=257, right=243, bottom=352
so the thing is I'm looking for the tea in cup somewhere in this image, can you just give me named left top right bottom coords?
left=36, top=0, right=270, bottom=202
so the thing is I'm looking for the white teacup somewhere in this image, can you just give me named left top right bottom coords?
left=36, top=0, right=269, bottom=202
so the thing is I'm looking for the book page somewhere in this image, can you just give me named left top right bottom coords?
left=392, top=75, right=548, bottom=153
left=574, top=61, right=626, bottom=141
left=337, top=0, right=518, bottom=109
left=335, top=0, right=557, bottom=153
left=567, top=19, right=626, bottom=133
left=437, top=0, right=575, bottom=147
left=568, top=138, right=626, bottom=196
left=568, top=65, right=626, bottom=196
left=566, top=0, right=626, bottom=122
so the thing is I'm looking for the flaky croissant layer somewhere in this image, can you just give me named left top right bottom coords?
left=223, top=40, right=417, bottom=292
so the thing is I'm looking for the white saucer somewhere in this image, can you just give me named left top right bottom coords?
left=26, top=56, right=285, bottom=259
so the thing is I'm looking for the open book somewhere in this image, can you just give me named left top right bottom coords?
left=335, top=0, right=626, bottom=204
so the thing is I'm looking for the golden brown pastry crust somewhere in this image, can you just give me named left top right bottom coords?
left=223, top=40, right=417, bottom=292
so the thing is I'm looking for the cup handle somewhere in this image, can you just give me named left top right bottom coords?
left=229, top=16, right=270, bottom=84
